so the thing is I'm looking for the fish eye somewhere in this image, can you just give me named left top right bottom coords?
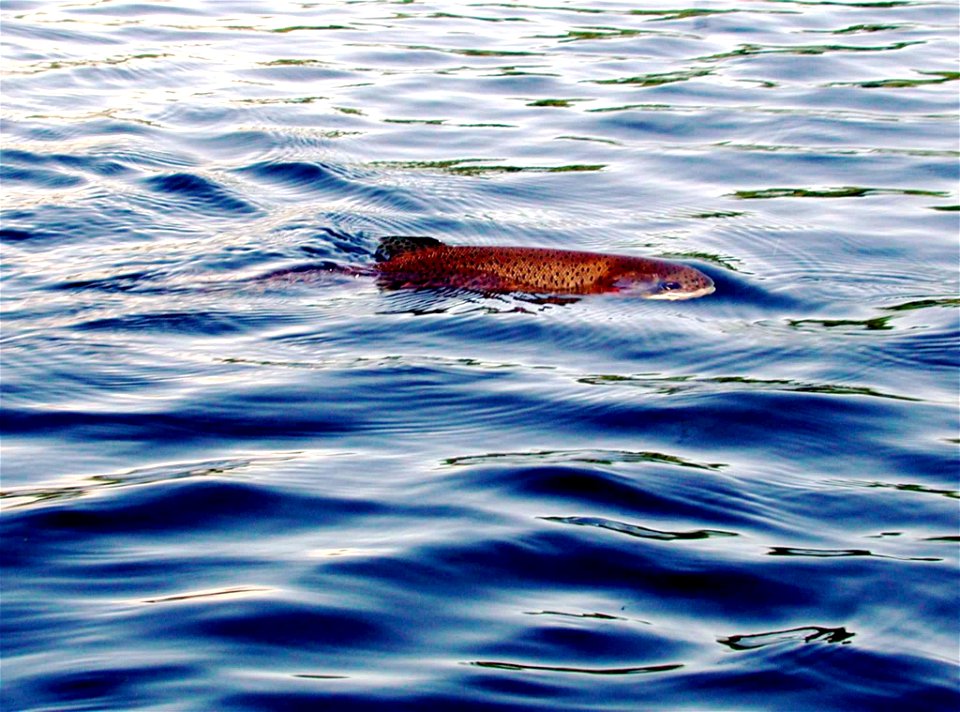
left=661, top=281, right=682, bottom=291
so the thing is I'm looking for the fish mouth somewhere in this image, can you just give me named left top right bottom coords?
left=643, top=283, right=716, bottom=301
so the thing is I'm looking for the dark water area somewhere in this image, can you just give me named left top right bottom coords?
left=2, top=1, right=958, bottom=710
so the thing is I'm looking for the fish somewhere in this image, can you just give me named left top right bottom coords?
left=371, top=236, right=715, bottom=300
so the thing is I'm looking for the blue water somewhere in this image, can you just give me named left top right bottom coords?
left=2, top=1, right=958, bottom=710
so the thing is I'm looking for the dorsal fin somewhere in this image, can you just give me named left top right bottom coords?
left=375, top=235, right=444, bottom=262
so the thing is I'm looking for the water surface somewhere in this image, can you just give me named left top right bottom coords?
left=2, top=1, right=958, bottom=710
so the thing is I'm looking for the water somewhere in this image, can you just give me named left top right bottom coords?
left=2, top=1, right=958, bottom=709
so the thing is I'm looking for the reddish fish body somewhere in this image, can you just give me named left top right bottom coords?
left=373, top=236, right=714, bottom=300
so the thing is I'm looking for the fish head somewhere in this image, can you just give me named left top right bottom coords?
left=611, top=264, right=715, bottom=300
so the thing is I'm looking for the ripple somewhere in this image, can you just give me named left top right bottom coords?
left=370, top=158, right=606, bottom=175
left=576, top=373, right=923, bottom=402
left=0, top=17, right=126, bottom=46
left=830, top=70, right=959, bottom=88
left=6, top=51, right=175, bottom=77
left=731, top=185, right=949, bottom=199
left=140, top=586, right=273, bottom=604
left=74, top=308, right=251, bottom=335
left=439, top=464, right=763, bottom=530
left=443, top=448, right=727, bottom=471
left=239, top=160, right=428, bottom=212
left=191, top=600, right=401, bottom=650
left=242, top=160, right=356, bottom=191
left=718, top=626, right=855, bottom=651
left=590, top=68, right=715, bottom=87
left=1, top=164, right=86, bottom=189
left=2, top=478, right=386, bottom=536
left=0, top=227, right=61, bottom=244
left=469, top=660, right=684, bottom=675
left=833, top=480, right=959, bottom=500
left=767, top=546, right=940, bottom=561
left=142, top=173, right=259, bottom=215
left=542, top=516, right=738, bottom=541
left=0, top=455, right=292, bottom=510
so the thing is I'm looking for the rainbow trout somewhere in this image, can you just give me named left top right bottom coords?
left=371, top=236, right=714, bottom=300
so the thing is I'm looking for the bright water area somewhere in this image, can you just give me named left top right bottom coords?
left=2, top=1, right=959, bottom=710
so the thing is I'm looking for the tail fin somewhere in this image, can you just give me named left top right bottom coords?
left=375, top=235, right=444, bottom=262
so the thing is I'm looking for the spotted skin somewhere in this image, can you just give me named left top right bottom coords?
left=374, top=237, right=715, bottom=300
